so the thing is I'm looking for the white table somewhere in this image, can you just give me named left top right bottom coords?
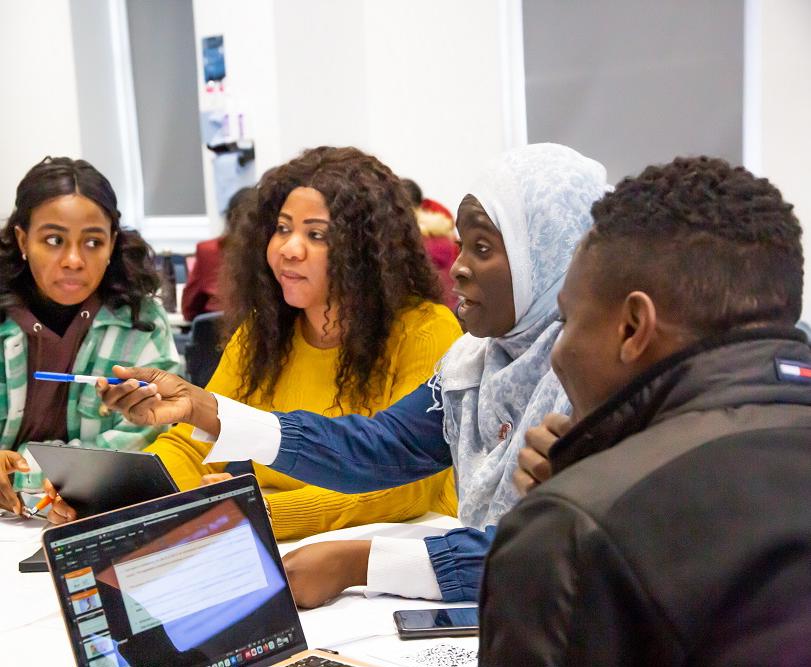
left=167, top=311, right=191, bottom=329
left=0, top=512, right=478, bottom=666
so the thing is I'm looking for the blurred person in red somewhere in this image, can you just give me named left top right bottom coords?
left=402, top=178, right=458, bottom=310
left=181, top=187, right=257, bottom=322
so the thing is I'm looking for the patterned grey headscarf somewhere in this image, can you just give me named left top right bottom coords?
left=437, top=143, right=609, bottom=529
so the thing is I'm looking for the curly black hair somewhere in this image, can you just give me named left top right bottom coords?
left=584, top=156, right=803, bottom=334
left=223, top=146, right=442, bottom=412
left=0, top=157, right=161, bottom=330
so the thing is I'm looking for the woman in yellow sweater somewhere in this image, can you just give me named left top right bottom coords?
left=144, top=146, right=461, bottom=539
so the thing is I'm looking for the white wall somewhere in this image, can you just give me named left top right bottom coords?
left=193, top=0, right=282, bottom=234
left=362, top=0, right=517, bottom=211
left=273, top=0, right=369, bottom=160
left=69, top=0, right=134, bottom=225
left=192, top=0, right=521, bottom=221
left=0, top=0, right=82, bottom=219
left=757, top=0, right=811, bottom=320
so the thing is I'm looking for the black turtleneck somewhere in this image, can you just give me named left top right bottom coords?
left=19, top=282, right=81, bottom=337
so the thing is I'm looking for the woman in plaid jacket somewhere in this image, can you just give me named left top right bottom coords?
left=0, top=157, right=178, bottom=513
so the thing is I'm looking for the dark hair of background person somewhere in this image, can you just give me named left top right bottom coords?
left=584, top=155, right=803, bottom=336
left=216, top=186, right=259, bottom=325
left=0, top=157, right=162, bottom=331
left=400, top=178, right=423, bottom=208
left=223, top=146, right=442, bottom=412
left=223, top=186, right=258, bottom=238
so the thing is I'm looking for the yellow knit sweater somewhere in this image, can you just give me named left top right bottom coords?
left=147, top=300, right=461, bottom=539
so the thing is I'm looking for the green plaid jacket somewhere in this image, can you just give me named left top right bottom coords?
left=0, top=298, right=180, bottom=491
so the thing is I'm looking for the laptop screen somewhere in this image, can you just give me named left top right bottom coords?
left=44, top=476, right=307, bottom=667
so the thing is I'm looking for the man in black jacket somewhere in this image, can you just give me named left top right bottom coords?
left=480, top=157, right=811, bottom=666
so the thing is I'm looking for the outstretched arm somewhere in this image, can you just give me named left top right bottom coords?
left=271, top=383, right=452, bottom=492
left=100, top=367, right=452, bottom=492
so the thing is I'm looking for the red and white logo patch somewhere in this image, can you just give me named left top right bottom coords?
left=775, top=358, right=811, bottom=383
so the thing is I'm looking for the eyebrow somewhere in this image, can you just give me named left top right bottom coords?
left=277, top=212, right=330, bottom=225
left=36, top=223, right=109, bottom=235
left=459, top=217, right=498, bottom=234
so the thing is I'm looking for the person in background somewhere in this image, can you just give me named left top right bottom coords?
left=95, top=144, right=608, bottom=608
left=487, top=157, right=811, bottom=665
left=0, top=157, right=179, bottom=514
left=402, top=178, right=459, bottom=310
left=181, top=186, right=257, bottom=322
left=73, top=146, right=462, bottom=540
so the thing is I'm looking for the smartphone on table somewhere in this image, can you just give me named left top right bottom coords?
left=393, top=606, right=479, bottom=639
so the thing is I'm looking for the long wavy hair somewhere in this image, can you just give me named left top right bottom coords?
left=224, top=146, right=443, bottom=412
left=0, top=157, right=161, bottom=330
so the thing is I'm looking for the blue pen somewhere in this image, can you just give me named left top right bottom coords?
left=34, top=371, right=149, bottom=387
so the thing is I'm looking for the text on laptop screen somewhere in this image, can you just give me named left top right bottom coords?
left=47, top=483, right=306, bottom=667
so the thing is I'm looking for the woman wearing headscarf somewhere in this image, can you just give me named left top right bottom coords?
left=95, top=143, right=609, bottom=605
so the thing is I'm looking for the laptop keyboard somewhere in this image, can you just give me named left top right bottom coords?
left=288, top=657, right=354, bottom=666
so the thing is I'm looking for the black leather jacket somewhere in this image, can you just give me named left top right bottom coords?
left=480, top=328, right=811, bottom=666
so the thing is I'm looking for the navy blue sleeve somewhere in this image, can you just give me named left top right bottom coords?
left=425, top=525, right=496, bottom=602
left=270, top=382, right=452, bottom=493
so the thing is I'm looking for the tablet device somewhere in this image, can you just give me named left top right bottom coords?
left=20, top=443, right=179, bottom=573
left=26, top=442, right=179, bottom=520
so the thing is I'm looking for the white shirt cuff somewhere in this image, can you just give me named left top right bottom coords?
left=365, top=536, right=442, bottom=600
left=194, top=394, right=282, bottom=465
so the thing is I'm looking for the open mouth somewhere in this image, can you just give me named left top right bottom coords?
left=456, top=296, right=479, bottom=317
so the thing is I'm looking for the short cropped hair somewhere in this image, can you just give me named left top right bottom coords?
left=584, top=156, right=803, bottom=334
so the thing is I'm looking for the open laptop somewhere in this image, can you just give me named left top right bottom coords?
left=42, top=474, right=378, bottom=666
left=20, top=443, right=179, bottom=573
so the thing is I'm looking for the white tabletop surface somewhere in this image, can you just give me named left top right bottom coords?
left=0, top=512, right=478, bottom=666
left=167, top=310, right=191, bottom=328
